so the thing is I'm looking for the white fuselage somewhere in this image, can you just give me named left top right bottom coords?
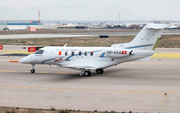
left=20, top=46, right=154, bottom=70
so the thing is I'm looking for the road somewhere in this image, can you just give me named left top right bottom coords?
left=0, top=30, right=180, bottom=39
left=0, top=47, right=180, bottom=112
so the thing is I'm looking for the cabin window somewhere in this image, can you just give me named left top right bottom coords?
left=85, top=51, right=87, bottom=56
left=71, top=51, right=74, bottom=56
left=79, top=51, right=82, bottom=56
left=65, top=51, right=68, bottom=55
left=90, top=51, right=93, bottom=56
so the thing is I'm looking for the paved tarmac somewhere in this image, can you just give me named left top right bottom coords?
left=0, top=47, right=180, bottom=112
left=0, top=30, right=180, bottom=39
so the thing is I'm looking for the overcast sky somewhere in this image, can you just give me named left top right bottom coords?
left=1, top=0, right=180, bottom=20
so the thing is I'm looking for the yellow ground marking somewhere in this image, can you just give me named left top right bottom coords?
left=0, top=50, right=33, bottom=54
left=103, top=73, right=180, bottom=78
left=20, top=71, right=48, bottom=74
left=0, top=59, right=9, bottom=61
left=0, top=70, right=75, bottom=75
left=152, top=53, right=180, bottom=58
left=52, top=72, right=77, bottom=75
left=0, top=70, right=180, bottom=79
left=22, top=71, right=32, bottom=73
left=35, top=72, right=49, bottom=74
left=0, top=70, right=17, bottom=72
left=0, top=85, right=179, bottom=94
left=127, top=62, right=180, bottom=66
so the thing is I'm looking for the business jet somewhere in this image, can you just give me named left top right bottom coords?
left=19, top=24, right=169, bottom=76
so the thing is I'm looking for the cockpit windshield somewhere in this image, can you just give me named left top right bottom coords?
left=34, top=50, right=44, bottom=54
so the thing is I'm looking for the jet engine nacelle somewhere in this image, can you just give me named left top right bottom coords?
left=106, top=49, right=133, bottom=58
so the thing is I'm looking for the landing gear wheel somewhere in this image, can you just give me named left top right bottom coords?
left=96, top=69, right=104, bottom=74
left=31, top=69, right=35, bottom=73
left=84, top=71, right=91, bottom=77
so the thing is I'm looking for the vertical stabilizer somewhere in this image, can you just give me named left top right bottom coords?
left=129, top=24, right=169, bottom=50
left=111, top=24, right=169, bottom=50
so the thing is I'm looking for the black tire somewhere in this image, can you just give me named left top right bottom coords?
left=84, top=71, right=91, bottom=76
left=3, top=28, right=9, bottom=31
left=31, top=69, right=35, bottom=73
left=96, top=69, right=104, bottom=74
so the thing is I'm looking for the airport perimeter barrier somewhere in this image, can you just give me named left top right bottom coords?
left=0, top=45, right=3, bottom=50
left=99, top=35, right=109, bottom=38
left=28, top=47, right=43, bottom=52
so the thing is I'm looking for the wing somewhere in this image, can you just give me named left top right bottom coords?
left=62, top=65, right=97, bottom=70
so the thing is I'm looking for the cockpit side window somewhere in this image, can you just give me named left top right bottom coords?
left=34, top=50, right=44, bottom=54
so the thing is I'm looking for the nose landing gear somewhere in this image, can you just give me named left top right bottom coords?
left=31, top=64, right=36, bottom=73
left=31, top=69, right=35, bottom=73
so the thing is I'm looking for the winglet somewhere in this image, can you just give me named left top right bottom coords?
left=64, top=44, right=67, bottom=47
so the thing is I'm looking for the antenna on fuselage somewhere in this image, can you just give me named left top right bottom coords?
left=64, top=44, right=67, bottom=47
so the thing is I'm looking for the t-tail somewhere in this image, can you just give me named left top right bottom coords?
left=111, top=24, right=170, bottom=50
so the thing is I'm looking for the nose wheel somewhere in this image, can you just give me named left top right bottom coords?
left=31, top=69, right=35, bottom=73
left=31, top=64, right=36, bottom=73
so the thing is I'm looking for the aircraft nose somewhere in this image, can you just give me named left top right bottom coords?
left=19, top=55, right=32, bottom=63
left=19, top=58, right=24, bottom=63
left=19, top=57, right=28, bottom=63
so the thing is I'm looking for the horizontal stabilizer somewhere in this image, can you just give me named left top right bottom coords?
left=146, top=24, right=170, bottom=29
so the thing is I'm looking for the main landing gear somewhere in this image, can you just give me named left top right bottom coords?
left=96, top=69, right=104, bottom=74
left=31, top=64, right=35, bottom=73
left=80, top=70, right=91, bottom=77
left=84, top=71, right=91, bottom=77
left=79, top=69, right=104, bottom=77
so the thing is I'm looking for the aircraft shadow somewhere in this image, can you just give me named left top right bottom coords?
left=20, top=68, right=132, bottom=81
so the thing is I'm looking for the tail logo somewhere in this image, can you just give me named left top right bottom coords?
left=144, top=32, right=151, bottom=41
left=144, top=31, right=155, bottom=41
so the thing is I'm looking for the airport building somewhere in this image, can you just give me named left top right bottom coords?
left=56, top=23, right=92, bottom=29
left=0, top=22, right=43, bottom=31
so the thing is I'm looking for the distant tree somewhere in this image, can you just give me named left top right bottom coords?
left=106, top=25, right=112, bottom=28
left=121, top=26, right=127, bottom=29
left=114, top=25, right=122, bottom=29
left=127, top=25, right=140, bottom=29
